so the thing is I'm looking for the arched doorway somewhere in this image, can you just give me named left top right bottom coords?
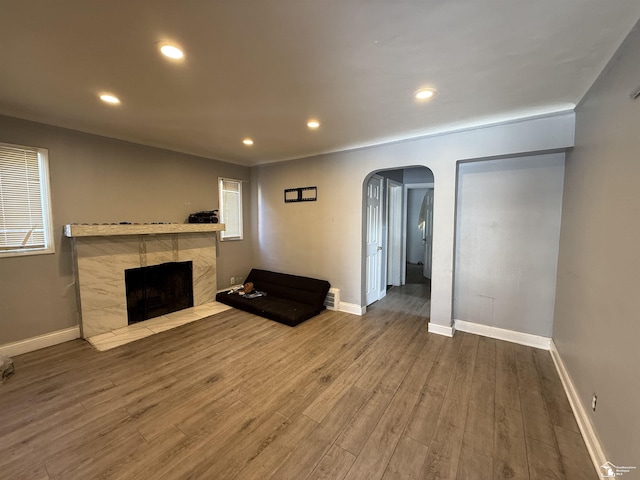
left=363, top=166, right=434, bottom=311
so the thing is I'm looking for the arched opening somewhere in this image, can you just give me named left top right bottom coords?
left=362, top=166, right=434, bottom=316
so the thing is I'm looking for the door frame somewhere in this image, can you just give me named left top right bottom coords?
left=402, top=182, right=434, bottom=284
left=386, top=179, right=403, bottom=287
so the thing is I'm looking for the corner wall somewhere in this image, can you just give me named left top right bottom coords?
left=0, top=115, right=252, bottom=345
left=252, top=112, right=575, bottom=331
left=553, top=22, right=640, bottom=467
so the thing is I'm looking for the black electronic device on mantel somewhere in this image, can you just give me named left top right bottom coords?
left=188, top=210, right=219, bottom=223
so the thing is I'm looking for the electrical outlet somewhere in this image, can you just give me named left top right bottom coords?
left=230, top=277, right=235, bottom=285
left=592, top=393, right=597, bottom=411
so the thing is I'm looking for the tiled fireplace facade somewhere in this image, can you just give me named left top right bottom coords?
left=65, top=224, right=224, bottom=338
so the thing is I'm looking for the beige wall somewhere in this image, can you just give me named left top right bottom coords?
left=553, top=23, right=640, bottom=466
left=0, top=110, right=575, bottom=346
left=252, top=112, right=574, bottom=332
left=0, top=115, right=252, bottom=344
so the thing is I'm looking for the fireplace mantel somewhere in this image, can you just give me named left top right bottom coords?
left=64, top=223, right=224, bottom=237
left=66, top=223, right=224, bottom=339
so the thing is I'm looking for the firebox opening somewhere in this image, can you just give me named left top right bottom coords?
left=125, top=261, right=194, bottom=324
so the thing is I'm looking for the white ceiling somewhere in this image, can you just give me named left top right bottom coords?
left=1, top=1, right=639, bottom=166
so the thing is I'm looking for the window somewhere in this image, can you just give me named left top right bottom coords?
left=218, top=178, right=243, bottom=241
left=0, top=142, right=54, bottom=257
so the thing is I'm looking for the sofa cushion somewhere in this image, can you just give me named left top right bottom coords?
left=216, top=269, right=331, bottom=326
left=215, top=293, right=321, bottom=327
left=245, top=269, right=330, bottom=308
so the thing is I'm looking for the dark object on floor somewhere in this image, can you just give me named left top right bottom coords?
left=1, top=354, right=15, bottom=382
left=227, top=282, right=267, bottom=299
left=216, top=269, right=330, bottom=326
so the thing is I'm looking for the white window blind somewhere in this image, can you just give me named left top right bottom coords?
left=219, top=178, right=243, bottom=240
left=0, top=143, right=54, bottom=257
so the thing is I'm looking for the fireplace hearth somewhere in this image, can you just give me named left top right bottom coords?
left=125, top=261, right=194, bottom=324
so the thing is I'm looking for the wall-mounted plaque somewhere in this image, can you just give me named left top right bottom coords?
left=284, top=186, right=317, bottom=203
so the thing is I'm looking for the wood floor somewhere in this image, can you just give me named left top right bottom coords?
left=0, top=285, right=596, bottom=480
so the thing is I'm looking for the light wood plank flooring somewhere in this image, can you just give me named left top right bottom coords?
left=0, top=284, right=596, bottom=479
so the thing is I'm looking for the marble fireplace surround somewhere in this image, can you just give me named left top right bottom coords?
left=65, top=224, right=225, bottom=338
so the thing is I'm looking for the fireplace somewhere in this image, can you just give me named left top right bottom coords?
left=64, top=223, right=224, bottom=338
left=125, top=261, right=194, bottom=324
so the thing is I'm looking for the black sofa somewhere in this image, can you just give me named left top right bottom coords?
left=215, top=269, right=331, bottom=326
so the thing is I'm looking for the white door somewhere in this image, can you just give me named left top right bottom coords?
left=422, top=188, right=434, bottom=278
left=366, top=175, right=383, bottom=305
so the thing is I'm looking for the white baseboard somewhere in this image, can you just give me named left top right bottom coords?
left=339, top=302, right=365, bottom=315
left=454, top=319, right=551, bottom=350
left=550, top=340, right=606, bottom=477
left=428, top=322, right=455, bottom=337
left=0, top=326, right=81, bottom=357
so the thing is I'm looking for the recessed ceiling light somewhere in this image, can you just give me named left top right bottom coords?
left=414, top=88, right=437, bottom=100
left=242, top=138, right=254, bottom=146
left=307, top=120, right=320, bottom=129
left=160, top=44, right=184, bottom=59
left=99, top=94, right=121, bottom=105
